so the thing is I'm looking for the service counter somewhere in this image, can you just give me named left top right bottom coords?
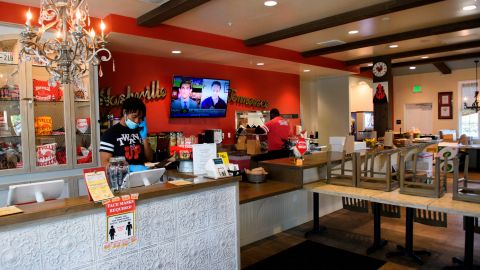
left=258, top=151, right=343, bottom=185
left=239, top=151, right=343, bottom=245
left=0, top=173, right=241, bottom=270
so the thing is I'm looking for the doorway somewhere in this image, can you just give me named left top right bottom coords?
left=404, top=103, right=433, bottom=134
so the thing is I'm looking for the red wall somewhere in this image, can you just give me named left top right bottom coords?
left=99, top=51, right=300, bottom=144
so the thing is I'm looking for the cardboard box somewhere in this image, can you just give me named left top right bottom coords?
left=236, top=135, right=247, bottom=150
left=247, top=139, right=261, bottom=155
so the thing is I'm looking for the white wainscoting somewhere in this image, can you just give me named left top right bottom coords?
left=0, top=183, right=239, bottom=270
left=240, top=190, right=342, bottom=246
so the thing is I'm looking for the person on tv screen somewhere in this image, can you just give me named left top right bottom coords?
left=201, top=81, right=227, bottom=109
left=171, top=80, right=199, bottom=110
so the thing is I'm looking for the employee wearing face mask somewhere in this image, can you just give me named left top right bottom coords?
left=100, top=97, right=153, bottom=172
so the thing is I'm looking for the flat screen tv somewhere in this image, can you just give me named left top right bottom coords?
left=170, top=75, right=230, bottom=118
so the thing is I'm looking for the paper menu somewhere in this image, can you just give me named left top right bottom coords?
left=0, top=206, right=23, bottom=217
left=192, top=143, right=217, bottom=175
left=83, top=168, right=115, bottom=202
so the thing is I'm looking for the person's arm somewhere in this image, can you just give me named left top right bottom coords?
left=100, top=151, right=112, bottom=168
left=143, top=139, right=154, bottom=162
left=139, top=119, right=154, bottom=162
left=100, top=130, right=115, bottom=168
left=255, top=121, right=270, bottom=134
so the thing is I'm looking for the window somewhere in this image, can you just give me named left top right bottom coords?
left=460, top=81, right=480, bottom=138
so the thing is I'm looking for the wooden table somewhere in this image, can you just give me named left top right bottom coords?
left=305, top=183, right=480, bottom=268
left=239, top=180, right=301, bottom=204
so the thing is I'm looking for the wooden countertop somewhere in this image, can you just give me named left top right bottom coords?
left=259, top=151, right=343, bottom=169
left=0, top=174, right=240, bottom=227
left=239, top=180, right=301, bottom=204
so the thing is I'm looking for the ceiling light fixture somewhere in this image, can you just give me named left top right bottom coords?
left=264, top=1, right=277, bottom=7
left=303, top=69, right=311, bottom=72
left=348, top=30, right=359, bottom=35
left=171, top=50, right=182, bottom=54
left=463, top=5, right=477, bottom=11
left=421, top=56, right=429, bottom=59
left=409, top=66, right=416, bottom=70
left=256, top=62, right=265, bottom=66
left=367, top=63, right=373, bottom=67
left=464, top=60, right=480, bottom=112
left=19, top=1, right=111, bottom=86
left=389, top=44, right=399, bottom=48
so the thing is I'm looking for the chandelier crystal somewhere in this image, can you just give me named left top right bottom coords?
left=19, top=0, right=112, bottom=86
left=464, top=60, right=480, bottom=112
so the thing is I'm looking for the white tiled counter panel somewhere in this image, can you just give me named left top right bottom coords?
left=0, top=184, right=238, bottom=270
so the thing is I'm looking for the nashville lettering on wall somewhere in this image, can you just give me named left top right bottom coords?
left=99, top=80, right=167, bottom=107
left=228, top=89, right=269, bottom=108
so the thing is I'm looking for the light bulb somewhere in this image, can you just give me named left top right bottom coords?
left=26, top=9, right=32, bottom=26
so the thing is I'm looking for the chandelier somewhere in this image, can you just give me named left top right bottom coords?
left=464, top=60, right=480, bottom=112
left=19, top=0, right=111, bottom=86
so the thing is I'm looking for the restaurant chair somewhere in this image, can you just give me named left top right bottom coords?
left=326, top=136, right=358, bottom=187
left=453, top=156, right=480, bottom=203
left=357, top=147, right=401, bottom=191
left=399, top=146, right=447, bottom=198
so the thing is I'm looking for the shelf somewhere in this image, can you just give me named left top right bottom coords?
left=74, top=100, right=90, bottom=102
left=0, top=99, right=20, bottom=102
left=34, top=100, right=64, bottom=104
left=76, top=133, right=91, bottom=135
left=0, top=135, right=20, bottom=138
left=35, top=134, right=66, bottom=138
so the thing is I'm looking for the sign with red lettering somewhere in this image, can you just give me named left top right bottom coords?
left=103, top=194, right=138, bottom=250
left=295, top=138, right=307, bottom=157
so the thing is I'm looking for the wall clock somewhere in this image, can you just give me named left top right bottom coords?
left=373, top=61, right=388, bottom=77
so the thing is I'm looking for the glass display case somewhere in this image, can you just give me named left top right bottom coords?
left=0, top=32, right=98, bottom=176
left=0, top=36, right=29, bottom=175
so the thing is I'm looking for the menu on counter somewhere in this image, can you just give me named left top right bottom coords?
left=169, top=179, right=194, bottom=186
left=83, top=168, right=115, bottom=202
left=192, top=143, right=217, bottom=175
left=0, top=206, right=23, bottom=217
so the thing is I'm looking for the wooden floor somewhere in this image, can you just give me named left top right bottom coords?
left=241, top=173, right=480, bottom=270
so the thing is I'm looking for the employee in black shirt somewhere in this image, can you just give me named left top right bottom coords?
left=100, top=97, right=153, bottom=171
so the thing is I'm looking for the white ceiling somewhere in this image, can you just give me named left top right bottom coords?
left=2, top=0, right=479, bottom=75
left=108, top=32, right=351, bottom=78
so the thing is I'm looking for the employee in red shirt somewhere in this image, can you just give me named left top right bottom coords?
left=253, top=108, right=291, bottom=162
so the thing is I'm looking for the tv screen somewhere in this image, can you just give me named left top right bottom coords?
left=170, top=75, right=230, bottom=118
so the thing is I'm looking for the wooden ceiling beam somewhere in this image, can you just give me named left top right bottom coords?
left=346, top=40, right=480, bottom=66
left=359, top=52, right=480, bottom=73
left=244, top=0, right=444, bottom=46
left=433, top=62, right=451, bottom=74
left=302, top=18, right=480, bottom=57
left=392, top=52, right=480, bottom=67
left=137, top=0, right=210, bottom=27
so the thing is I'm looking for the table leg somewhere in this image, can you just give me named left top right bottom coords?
left=386, top=207, right=431, bottom=265
left=305, top=192, right=326, bottom=237
left=445, top=216, right=480, bottom=270
left=367, top=202, right=388, bottom=254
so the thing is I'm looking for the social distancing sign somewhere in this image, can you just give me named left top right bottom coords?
left=103, top=194, right=138, bottom=250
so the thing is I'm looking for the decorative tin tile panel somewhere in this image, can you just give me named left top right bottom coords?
left=0, top=184, right=238, bottom=270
